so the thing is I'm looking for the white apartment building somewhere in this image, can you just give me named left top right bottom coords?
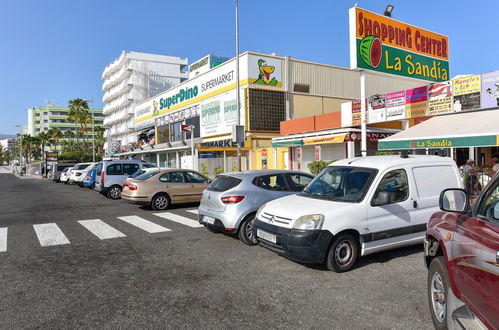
left=101, top=51, right=188, bottom=154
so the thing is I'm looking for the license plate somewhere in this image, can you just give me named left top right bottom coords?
left=257, top=229, right=276, bottom=244
left=203, top=216, right=216, bottom=225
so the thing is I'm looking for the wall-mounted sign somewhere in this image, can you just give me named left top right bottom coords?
left=303, top=135, right=346, bottom=145
left=345, top=131, right=394, bottom=142
left=248, top=55, right=283, bottom=87
left=406, top=89, right=427, bottom=118
left=368, top=94, right=386, bottom=123
left=156, top=105, right=199, bottom=127
left=45, top=152, right=58, bottom=161
left=379, top=135, right=499, bottom=150
left=351, top=99, right=368, bottom=126
left=199, top=89, right=244, bottom=137
left=349, top=7, right=449, bottom=82
left=452, top=75, right=481, bottom=112
left=428, top=81, right=452, bottom=115
left=386, top=91, right=406, bottom=121
left=481, top=70, right=499, bottom=109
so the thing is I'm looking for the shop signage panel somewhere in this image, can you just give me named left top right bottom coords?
left=378, top=135, right=499, bottom=150
left=427, top=81, right=452, bottom=115
left=303, top=135, right=346, bottom=145
left=368, top=94, right=386, bottom=123
left=135, top=56, right=248, bottom=122
left=156, top=105, right=199, bottom=127
left=351, top=99, right=368, bottom=126
left=349, top=7, right=449, bottom=82
left=386, top=91, right=406, bottom=121
left=452, top=75, right=481, bottom=112
left=405, top=86, right=428, bottom=118
left=345, top=131, right=394, bottom=142
left=248, top=54, right=283, bottom=88
left=45, top=152, right=58, bottom=161
left=199, top=90, right=244, bottom=137
left=481, top=70, right=499, bottom=109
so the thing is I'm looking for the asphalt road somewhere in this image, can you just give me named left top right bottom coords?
left=0, top=173, right=433, bottom=329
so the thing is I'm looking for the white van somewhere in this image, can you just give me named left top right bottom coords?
left=253, top=155, right=463, bottom=272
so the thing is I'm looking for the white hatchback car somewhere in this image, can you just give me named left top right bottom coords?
left=69, top=163, right=97, bottom=186
left=254, top=155, right=463, bottom=272
left=60, top=167, right=73, bottom=183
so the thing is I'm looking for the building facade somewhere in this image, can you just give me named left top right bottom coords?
left=120, top=52, right=430, bottom=178
left=102, top=51, right=188, bottom=154
left=27, top=106, right=104, bottom=150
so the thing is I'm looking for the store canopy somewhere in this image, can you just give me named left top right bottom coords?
left=378, top=110, right=499, bottom=150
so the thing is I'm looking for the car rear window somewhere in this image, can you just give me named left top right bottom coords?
left=207, top=175, right=242, bottom=192
left=135, top=170, right=160, bottom=180
left=57, top=165, right=70, bottom=171
left=74, top=164, right=90, bottom=170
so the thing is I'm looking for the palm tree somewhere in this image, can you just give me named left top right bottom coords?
left=47, top=128, right=63, bottom=151
left=36, top=132, right=50, bottom=156
left=68, top=98, right=89, bottom=150
left=94, top=125, right=106, bottom=156
left=0, top=146, right=6, bottom=165
left=19, top=134, right=34, bottom=163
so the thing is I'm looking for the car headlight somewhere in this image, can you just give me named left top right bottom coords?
left=293, top=214, right=324, bottom=230
left=256, top=203, right=267, bottom=220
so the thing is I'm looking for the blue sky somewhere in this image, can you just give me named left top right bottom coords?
left=1, top=0, right=497, bottom=134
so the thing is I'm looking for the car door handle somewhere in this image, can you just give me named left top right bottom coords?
left=413, top=201, right=418, bottom=208
left=496, top=251, right=499, bottom=263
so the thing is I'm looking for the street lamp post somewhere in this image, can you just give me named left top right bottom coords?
left=235, top=0, right=242, bottom=171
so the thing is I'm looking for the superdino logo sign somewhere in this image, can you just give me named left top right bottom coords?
left=350, top=7, right=449, bottom=82
left=254, top=59, right=278, bottom=86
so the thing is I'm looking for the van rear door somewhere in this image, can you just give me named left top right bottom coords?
left=411, top=165, right=461, bottom=225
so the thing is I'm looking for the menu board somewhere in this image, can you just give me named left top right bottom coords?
left=452, top=75, right=481, bottom=112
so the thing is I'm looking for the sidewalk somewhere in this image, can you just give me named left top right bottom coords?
left=12, top=172, right=46, bottom=180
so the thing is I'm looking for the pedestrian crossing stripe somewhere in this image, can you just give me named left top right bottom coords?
left=33, top=223, right=71, bottom=247
left=117, top=215, right=171, bottom=233
left=78, top=219, right=126, bottom=240
left=186, top=209, right=198, bottom=215
left=153, top=212, right=203, bottom=228
left=0, top=227, right=7, bottom=252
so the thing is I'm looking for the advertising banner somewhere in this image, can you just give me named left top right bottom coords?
left=45, top=152, right=58, bottom=162
left=386, top=91, right=406, bottom=121
left=368, top=94, right=386, bottom=123
left=351, top=99, right=368, bottom=126
left=428, top=81, right=452, bottom=115
left=481, top=70, right=499, bottom=109
left=248, top=54, right=283, bottom=88
left=405, top=86, right=428, bottom=118
left=452, top=75, right=481, bottom=112
left=349, top=7, right=449, bottom=82
left=200, top=90, right=244, bottom=137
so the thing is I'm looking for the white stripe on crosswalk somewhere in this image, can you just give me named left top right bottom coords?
left=186, top=209, right=198, bottom=215
left=0, top=227, right=7, bottom=252
left=33, top=223, right=70, bottom=247
left=78, top=219, right=126, bottom=240
left=153, top=212, right=203, bottom=228
left=117, top=215, right=171, bottom=233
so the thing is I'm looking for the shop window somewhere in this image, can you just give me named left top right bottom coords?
left=185, top=116, right=200, bottom=139
left=293, top=84, right=310, bottom=93
left=248, top=89, right=285, bottom=131
left=157, top=125, right=170, bottom=144
left=170, top=122, right=182, bottom=142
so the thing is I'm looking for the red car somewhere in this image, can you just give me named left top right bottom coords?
left=424, top=176, right=499, bottom=329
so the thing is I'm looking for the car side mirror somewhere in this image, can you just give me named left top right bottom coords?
left=439, top=188, right=468, bottom=213
left=372, top=191, right=390, bottom=206
left=493, top=203, right=499, bottom=220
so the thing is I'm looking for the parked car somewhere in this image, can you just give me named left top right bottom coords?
left=82, top=169, right=96, bottom=189
left=253, top=155, right=463, bottom=272
left=94, top=160, right=158, bottom=199
left=424, top=177, right=499, bottom=329
left=68, top=163, right=96, bottom=186
left=52, top=163, right=76, bottom=182
left=198, top=170, right=314, bottom=245
left=60, top=167, right=73, bottom=183
left=121, top=169, right=210, bottom=210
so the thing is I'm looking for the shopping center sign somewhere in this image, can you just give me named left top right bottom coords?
left=349, top=7, right=449, bottom=82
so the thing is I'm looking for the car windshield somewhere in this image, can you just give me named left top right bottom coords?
left=301, top=166, right=377, bottom=203
left=135, top=170, right=160, bottom=181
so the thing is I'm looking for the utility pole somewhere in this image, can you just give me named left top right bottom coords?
left=235, top=0, right=242, bottom=171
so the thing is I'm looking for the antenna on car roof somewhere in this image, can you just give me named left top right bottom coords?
left=400, top=150, right=409, bottom=158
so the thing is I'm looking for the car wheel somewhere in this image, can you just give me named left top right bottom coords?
left=238, top=215, right=257, bottom=246
left=428, top=257, right=449, bottom=329
left=107, top=185, right=122, bottom=199
left=151, top=194, right=170, bottom=210
left=326, top=233, right=358, bottom=272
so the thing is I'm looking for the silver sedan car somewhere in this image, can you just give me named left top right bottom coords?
left=198, top=170, right=314, bottom=245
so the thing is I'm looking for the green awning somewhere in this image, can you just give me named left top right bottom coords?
left=378, top=110, right=499, bottom=150
left=271, top=139, right=303, bottom=148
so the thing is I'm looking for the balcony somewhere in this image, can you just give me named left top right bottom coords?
left=102, top=67, right=133, bottom=91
